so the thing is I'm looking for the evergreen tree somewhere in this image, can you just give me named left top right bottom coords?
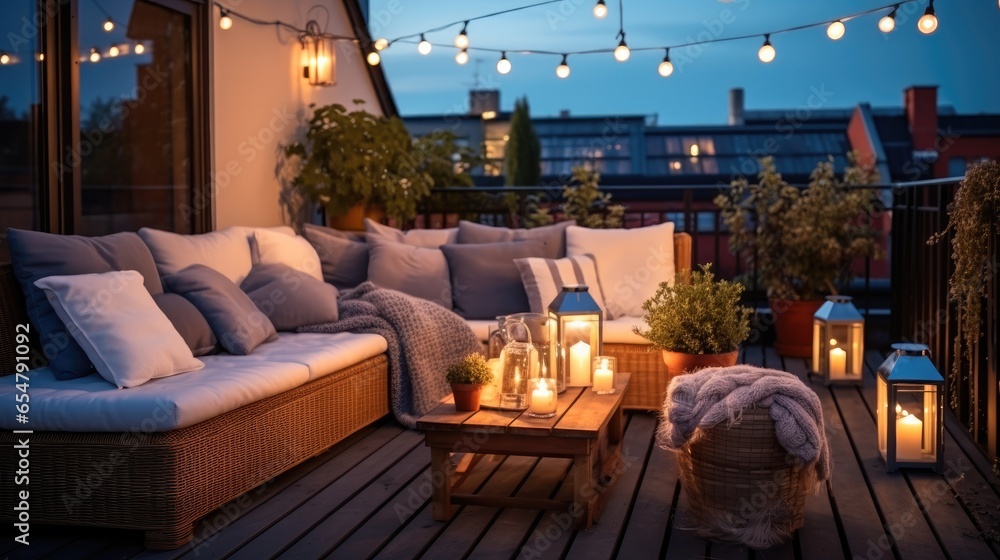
left=504, top=97, right=541, bottom=186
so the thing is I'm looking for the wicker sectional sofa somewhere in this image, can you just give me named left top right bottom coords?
left=0, top=228, right=689, bottom=550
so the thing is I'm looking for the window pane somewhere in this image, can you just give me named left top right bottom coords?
left=79, top=0, right=194, bottom=235
left=0, top=0, right=43, bottom=261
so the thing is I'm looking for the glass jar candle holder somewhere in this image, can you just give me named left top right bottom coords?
left=527, top=377, right=558, bottom=418
left=591, top=356, right=616, bottom=394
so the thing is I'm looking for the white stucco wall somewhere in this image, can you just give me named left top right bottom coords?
left=211, top=0, right=383, bottom=229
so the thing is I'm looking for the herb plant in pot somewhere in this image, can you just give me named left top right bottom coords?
left=446, top=353, right=495, bottom=412
left=633, top=264, right=752, bottom=377
left=714, top=154, right=880, bottom=357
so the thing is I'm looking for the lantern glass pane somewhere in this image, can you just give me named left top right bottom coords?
left=812, top=320, right=823, bottom=372
left=561, top=315, right=599, bottom=386
left=850, top=323, right=864, bottom=374
left=877, top=375, right=888, bottom=458
left=894, top=383, right=936, bottom=463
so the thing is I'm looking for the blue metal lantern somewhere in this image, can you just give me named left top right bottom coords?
left=876, top=343, right=945, bottom=473
left=813, top=295, right=864, bottom=385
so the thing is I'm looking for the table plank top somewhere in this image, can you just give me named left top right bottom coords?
left=417, top=372, right=630, bottom=439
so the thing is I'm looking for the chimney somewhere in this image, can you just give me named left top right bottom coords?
left=469, top=89, right=500, bottom=116
left=728, top=88, right=745, bottom=126
left=559, top=109, right=570, bottom=119
left=904, top=86, right=938, bottom=151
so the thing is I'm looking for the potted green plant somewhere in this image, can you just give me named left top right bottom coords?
left=633, top=264, right=753, bottom=376
left=928, top=159, right=999, bottom=408
left=445, top=353, right=495, bottom=412
left=714, top=153, right=880, bottom=357
left=284, top=101, right=476, bottom=229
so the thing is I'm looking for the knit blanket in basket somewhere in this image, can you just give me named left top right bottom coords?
left=658, top=364, right=832, bottom=485
left=299, top=282, right=481, bottom=429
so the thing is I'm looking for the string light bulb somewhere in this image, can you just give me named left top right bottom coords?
left=658, top=49, right=674, bottom=77
left=593, top=0, right=608, bottom=19
left=366, top=50, right=380, bottom=66
left=879, top=7, right=897, bottom=33
left=103, top=18, right=114, bottom=32
left=0, top=52, right=9, bottom=65
left=108, top=45, right=120, bottom=57
left=758, top=34, right=776, bottom=63
left=496, top=51, right=511, bottom=74
left=35, top=52, right=44, bottom=62
left=827, top=20, right=845, bottom=40
left=89, top=47, right=101, bottom=63
left=555, top=54, right=570, bottom=78
left=918, top=0, right=938, bottom=34
left=417, top=34, right=432, bottom=55
left=454, top=22, right=469, bottom=49
left=614, top=37, right=630, bottom=62
left=134, top=42, right=145, bottom=54
left=455, top=48, right=469, bottom=65
left=219, top=10, right=233, bottom=30
left=374, top=38, right=389, bottom=51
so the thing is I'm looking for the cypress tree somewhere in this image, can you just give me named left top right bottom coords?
left=504, top=97, right=541, bottom=186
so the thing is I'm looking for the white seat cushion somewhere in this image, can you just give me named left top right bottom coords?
left=0, top=332, right=389, bottom=432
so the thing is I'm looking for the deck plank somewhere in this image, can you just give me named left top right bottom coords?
left=663, top=482, right=710, bottom=559
left=225, top=429, right=425, bottom=560
left=615, top=442, right=677, bottom=559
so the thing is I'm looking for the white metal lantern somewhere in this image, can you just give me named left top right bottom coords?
left=877, top=343, right=945, bottom=473
left=548, top=285, right=603, bottom=388
left=813, top=295, right=864, bottom=385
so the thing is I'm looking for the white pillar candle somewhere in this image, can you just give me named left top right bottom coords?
left=529, top=378, right=556, bottom=415
left=529, top=346, right=540, bottom=378
left=896, top=413, right=923, bottom=461
left=569, top=341, right=591, bottom=386
left=593, top=359, right=614, bottom=393
left=829, top=347, right=847, bottom=377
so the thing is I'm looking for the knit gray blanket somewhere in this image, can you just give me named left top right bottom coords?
left=299, top=282, right=481, bottom=428
left=658, top=364, right=831, bottom=484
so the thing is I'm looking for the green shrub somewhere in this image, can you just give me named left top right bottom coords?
left=445, top=353, right=494, bottom=386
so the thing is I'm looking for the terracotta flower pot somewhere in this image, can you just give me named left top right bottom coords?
left=770, top=298, right=824, bottom=358
left=662, top=349, right=739, bottom=379
left=327, top=203, right=385, bottom=232
left=451, top=383, right=483, bottom=412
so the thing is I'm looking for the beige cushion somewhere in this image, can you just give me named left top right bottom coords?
left=364, top=218, right=457, bottom=247
left=566, top=222, right=675, bottom=319
left=139, top=226, right=254, bottom=285
left=514, top=254, right=607, bottom=317
left=251, top=229, right=323, bottom=281
left=34, top=271, right=204, bottom=388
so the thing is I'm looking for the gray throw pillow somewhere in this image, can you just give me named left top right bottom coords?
left=456, top=220, right=575, bottom=259
left=302, top=223, right=369, bottom=290
left=152, top=293, right=218, bottom=356
left=367, top=237, right=451, bottom=309
left=163, top=264, right=278, bottom=355
left=241, top=263, right=339, bottom=331
left=440, top=239, right=547, bottom=319
left=6, top=228, right=164, bottom=379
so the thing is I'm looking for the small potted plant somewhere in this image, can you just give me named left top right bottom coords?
left=446, top=353, right=495, bottom=412
left=633, top=264, right=752, bottom=376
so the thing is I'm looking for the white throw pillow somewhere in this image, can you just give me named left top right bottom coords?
left=34, top=271, right=204, bottom=388
left=514, top=254, right=607, bottom=318
left=363, top=218, right=458, bottom=248
left=566, top=222, right=675, bottom=319
left=250, top=229, right=323, bottom=281
left=138, top=227, right=253, bottom=285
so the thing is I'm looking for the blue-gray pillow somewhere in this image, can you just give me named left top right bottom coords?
left=163, top=264, right=278, bottom=355
left=440, top=239, right=547, bottom=319
left=367, top=237, right=451, bottom=309
left=241, top=263, right=339, bottom=331
left=152, top=293, right=218, bottom=356
left=302, top=223, right=369, bottom=290
left=6, top=228, right=163, bottom=379
left=456, top=220, right=575, bottom=259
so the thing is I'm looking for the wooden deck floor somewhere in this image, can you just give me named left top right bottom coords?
left=5, top=346, right=1000, bottom=560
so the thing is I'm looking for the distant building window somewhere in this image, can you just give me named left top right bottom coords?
left=948, top=157, right=966, bottom=177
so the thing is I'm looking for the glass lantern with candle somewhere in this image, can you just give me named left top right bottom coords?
left=812, top=295, right=864, bottom=385
left=526, top=377, right=558, bottom=418
left=498, top=317, right=534, bottom=410
left=548, top=285, right=603, bottom=388
left=876, top=343, right=944, bottom=473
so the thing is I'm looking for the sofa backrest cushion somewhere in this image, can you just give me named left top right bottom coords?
left=364, top=218, right=457, bottom=247
left=153, top=292, right=218, bottom=356
left=6, top=228, right=164, bottom=379
left=566, top=222, right=676, bottom=319
left=302, top=223, right=370, bottom=290
left=139, top=226, right=254, bottom=285
left=514, top=254, right=608, bottom=318
left=250, top=229, right=323, bottom=281
left=440, top=239, right=547, bottom=319
left=367, top=236, right=452, bottom=309
left=241, top=263, right=339, bottom=331
left=35, top=270, right=204, bottom=388
left=456, top=220, right=575, bottom=259
left=163, top=264, right=278, bottom=355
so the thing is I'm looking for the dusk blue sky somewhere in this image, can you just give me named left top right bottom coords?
left=368, top=0, right=1000, bottom=123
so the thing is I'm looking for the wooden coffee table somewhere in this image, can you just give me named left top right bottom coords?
left=416, top=372, right=630, bottom=529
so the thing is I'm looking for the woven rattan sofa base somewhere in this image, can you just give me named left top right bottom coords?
left=0, top=354, right=388, bottom=550
left=604, top=343, right=670, bottom=411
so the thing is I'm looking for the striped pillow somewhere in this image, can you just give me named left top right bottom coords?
left=514, top=254, right=608, bottom=318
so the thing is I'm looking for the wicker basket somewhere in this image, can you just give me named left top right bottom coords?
left=604, top=343, right=670, bottom=411
left=676, top=406, right=809, bottom=549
